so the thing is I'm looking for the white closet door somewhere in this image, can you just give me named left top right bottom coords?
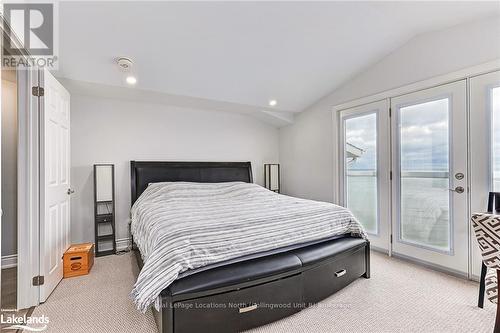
left=470, top=70, right=500, bottom=278
left=39, top=68, right=71, bottom=301
left=339, top=100, right=391, bottom=251
left=391, top=80, right=468, bottom=274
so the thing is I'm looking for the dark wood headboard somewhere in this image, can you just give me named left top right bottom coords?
left=130, top=161, right=253, bottom=205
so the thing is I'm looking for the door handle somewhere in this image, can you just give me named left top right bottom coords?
left=67, top=188, right=75, bottom=195
left=449, top=186, right=464, bottom=194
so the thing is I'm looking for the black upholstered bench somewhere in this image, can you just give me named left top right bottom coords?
left=139, top=236, right=370, bottom=333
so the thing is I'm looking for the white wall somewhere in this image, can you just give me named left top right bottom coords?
left=279, top=16, right=500, bottom=202
left=1, top=78, right=17, bottom=256
left=70, top=94, right=279, bottom=244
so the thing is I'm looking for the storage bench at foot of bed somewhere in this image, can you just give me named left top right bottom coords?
left=295, top=243, right=367, bottom=305
left=174, top=274, right=302, bottom=333
left=149, top=237, right=370, bottom=333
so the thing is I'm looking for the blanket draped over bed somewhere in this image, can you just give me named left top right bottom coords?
left=130, top=182, right=366, bottom=312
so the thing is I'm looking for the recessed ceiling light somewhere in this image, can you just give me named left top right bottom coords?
left=269, top=99, right=277, bottom=106
left=126, top=76, right=137, bottom=85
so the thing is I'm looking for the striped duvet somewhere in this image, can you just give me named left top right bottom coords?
left=130, top=182, right=366, bottom=312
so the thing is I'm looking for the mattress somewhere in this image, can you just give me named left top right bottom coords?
left=130, top=181, right=366, bottom=312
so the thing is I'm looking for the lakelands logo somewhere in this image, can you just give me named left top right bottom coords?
left=2, top=1, right=59, bottom=69
left=1, top=313, right=49, bottom=331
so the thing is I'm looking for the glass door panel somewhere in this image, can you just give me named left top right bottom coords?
left=345, top=113, right=378, bottom=234
left=470, top=70, right=500, bottom=278
left=339, top=100, right=390, bottom=251
left=391, top=80, right=468, bottom=274
left=398, top=98, right=450, bottom=252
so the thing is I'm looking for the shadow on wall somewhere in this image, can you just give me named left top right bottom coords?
left=70, top=165, right=94, bottom=244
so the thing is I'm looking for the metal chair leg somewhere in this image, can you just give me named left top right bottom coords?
left=479, top=262, right=487, bottom=308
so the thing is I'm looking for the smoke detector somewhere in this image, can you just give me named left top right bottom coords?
left=116, top=57, right=133, bottom=72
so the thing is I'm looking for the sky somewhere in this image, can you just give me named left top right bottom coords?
left=346, top=90, right=500, bottom=175
left=399, top=99, right=449, bottom=172
left=346, top=98, right=450, bottom=172
left=345, top=113, right=377, bottom=171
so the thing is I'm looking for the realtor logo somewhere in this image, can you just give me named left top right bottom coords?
left=2, top=2, right=58, bottom=69
left=4, top=3, right=53, bottom=55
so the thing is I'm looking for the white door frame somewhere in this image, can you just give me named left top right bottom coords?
left=17, top=68, right=41, bottom=309
left=332, top=59, right=500, bottom=279
left=338, top=99, right=391, bottom=252
left=469, top=70, right=500, bottom=279
left=390, top=80, right=469, bottom=276
left=0, top=18, right=41, bottom=309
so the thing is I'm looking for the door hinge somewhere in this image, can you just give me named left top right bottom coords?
left=32, top=275, right=45, bottom=286
left=32, top=86, right=44, bottom=97
left=390, top=234, right=393, bottom=244
left=390, top=171, right=393, bottom=180
left=389, top=107, right=392, bottom=117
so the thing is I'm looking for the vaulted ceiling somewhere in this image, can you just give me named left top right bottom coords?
left=55, top=1, right=499, bottom=115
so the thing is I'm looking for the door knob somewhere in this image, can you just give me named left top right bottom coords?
left=67, top=188, right=75, bottom=195
left=449, top=186, right=464, bottom=194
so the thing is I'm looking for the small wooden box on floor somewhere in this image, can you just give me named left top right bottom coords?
left=63, top=243, right=95, bottom=278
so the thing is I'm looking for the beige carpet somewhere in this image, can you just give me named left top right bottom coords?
left=32, top=252, right=157, bottom=333
left=31, top=251, right=495, bottom=333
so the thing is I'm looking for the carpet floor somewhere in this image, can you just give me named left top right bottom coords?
left=31, top=251, right=495, bottom=333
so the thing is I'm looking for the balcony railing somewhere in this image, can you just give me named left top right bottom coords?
left=346, top=170, right=449, bottom=178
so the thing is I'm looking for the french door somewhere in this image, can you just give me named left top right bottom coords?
left=339, top=80, right=469, bottom=274
left=390, top=80, right=468, bottom=274
left=470, top=70, right=500, bottom=278
left=339, top=100, right=391, bottom=251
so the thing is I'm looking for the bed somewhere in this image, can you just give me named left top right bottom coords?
left=130, top=161, right=370, bottom=333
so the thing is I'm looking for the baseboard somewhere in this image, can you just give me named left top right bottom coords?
left=470, top=274, right=480, bottom=282
left=391, top=252, right=468, bottom=280
left=2, top=254, right=18, bottom=268
left=116, top=237, right=131, bottom=251
left=370, top=245, right=389, bottom=255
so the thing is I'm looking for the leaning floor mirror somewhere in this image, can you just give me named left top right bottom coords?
left=93, top=164, right=116, bottom=256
